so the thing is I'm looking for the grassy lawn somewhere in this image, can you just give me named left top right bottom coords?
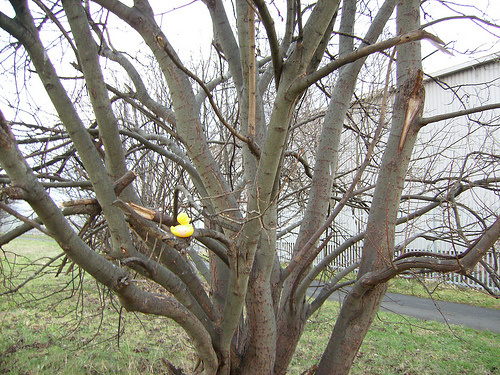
left=387, top=276, right=500, bottom=310
left=1, top=236, right=499, bottom=374
left=317, top=270, right=500, bottom=310
left=293, top=304, right=500, bottom=375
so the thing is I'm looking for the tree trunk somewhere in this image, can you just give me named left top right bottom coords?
left=274, top=2, right=396, bottom=372
left=2, top=1, right=496, bottom=375
left=315, top=0, right=424, bottom=373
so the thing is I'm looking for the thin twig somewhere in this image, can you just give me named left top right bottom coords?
left=155, top=35, right=261, bottom=157
left=0, top=201, right=52, bottom=237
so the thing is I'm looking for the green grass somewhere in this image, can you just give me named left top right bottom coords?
left=387, top=276, right=500, bottom=310
left=322, top=269, right=500, bottom=310
left=1, top=236, right=61, bottom=258
left=0, top=276, right=197, bottom=374
left=0, top=236, right=196, bottom=374
left=1, top=236, right=499, bottom=374
left=292, top=303, right=500, bottom=374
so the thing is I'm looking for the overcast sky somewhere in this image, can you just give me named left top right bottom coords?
left=420, top=0, right=500, bottom=74
left=1, top=0, right=499, bottom=221
left=142, top=0, right=500, bottom=74
left=1, top=0, right=499, bottom=124
left=2, top=0, right=493, bottom=76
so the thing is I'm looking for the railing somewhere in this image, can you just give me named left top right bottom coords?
left=276, top=240, right=499, bottom=293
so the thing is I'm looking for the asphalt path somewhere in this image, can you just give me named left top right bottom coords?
left=308, top=286, right=500, bottom=333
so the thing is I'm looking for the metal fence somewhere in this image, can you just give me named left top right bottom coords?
left=276, top=240, right=499, bottom=293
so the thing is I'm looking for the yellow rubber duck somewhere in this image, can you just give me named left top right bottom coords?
left=170, top=212, right=194, bottom=238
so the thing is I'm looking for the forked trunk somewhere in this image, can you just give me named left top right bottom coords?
left=316, top=1, right=424, bottom=373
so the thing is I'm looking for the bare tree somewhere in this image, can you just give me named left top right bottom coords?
left=0, top=0, right=499, bottom=374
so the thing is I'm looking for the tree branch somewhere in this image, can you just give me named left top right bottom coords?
left=419, top=102, right=500, bottom=126
left=0, top=201, right=51, bottom=237
left=294, top=29, right=445, bottom=93
left=285, top=150, right=313, bottom=178
left=354, top=216, right=500, bottom=293
left=62, top=0, right=134, bottom=189
left=421, top=15, right=500, bottom=31
left=253, top=0, right=283, bottom=86
left=155, top=35, right=261, bottom=158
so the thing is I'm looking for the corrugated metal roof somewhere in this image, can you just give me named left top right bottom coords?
left=428, top=52, right=500, bottom=79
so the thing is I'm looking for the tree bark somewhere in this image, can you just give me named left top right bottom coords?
left=275, top=1, right=396, bottom=372
left=1, top=1, right=498, bottom=374
left=315, top=1, right=424, bottom=373
left=0, top=110, right=218, bottom=375
left=2, top=0, right=136, bottom=259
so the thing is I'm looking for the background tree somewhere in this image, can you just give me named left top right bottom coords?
left=0, top=0, right=499, bottom=374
